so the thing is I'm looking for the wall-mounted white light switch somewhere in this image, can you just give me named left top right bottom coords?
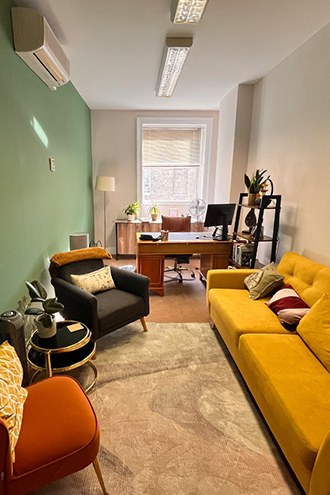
left=49, top=158, right=55, bottom=172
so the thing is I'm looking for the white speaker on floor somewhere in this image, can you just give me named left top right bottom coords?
left=70, top=233, right=89, bottom=250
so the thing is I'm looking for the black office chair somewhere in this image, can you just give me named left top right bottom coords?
left=161, top=215, right=196, bottom=283
left=51, top=257, right=150, bottom=340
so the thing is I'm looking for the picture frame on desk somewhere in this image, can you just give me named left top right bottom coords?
left=169, top=209, right=178, bottom=217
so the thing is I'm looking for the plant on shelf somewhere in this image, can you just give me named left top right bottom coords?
left=148, top=201, right=160, bottom=221
left=244, top=169, right=270, bottom=205
left=25, top=280, right=64, bottom=338
left=123, top=202, right=139, bottom=221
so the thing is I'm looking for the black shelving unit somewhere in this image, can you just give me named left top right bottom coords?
left=231, top=192, right=281, bottom=268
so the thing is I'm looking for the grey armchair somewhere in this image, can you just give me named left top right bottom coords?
left=51, top=258, right=150, bottom=340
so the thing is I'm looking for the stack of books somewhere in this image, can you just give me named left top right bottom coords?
left=232, top=241, right=254, bottom=267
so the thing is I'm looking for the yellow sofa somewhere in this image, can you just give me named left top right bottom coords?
left=207, top=251, right=330, bottom=495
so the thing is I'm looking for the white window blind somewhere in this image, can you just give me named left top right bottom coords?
left=137, top=118, right=212, bottom=212
left=142, top=128, right=202, bottom=166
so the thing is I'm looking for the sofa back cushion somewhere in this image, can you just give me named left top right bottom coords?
left=297, top=293, right=330, bottom=372
left=277, top=252, right=330, bottom=307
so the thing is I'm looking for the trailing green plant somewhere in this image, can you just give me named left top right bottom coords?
left=244, top=169, right=269, bottom=194
left=123, top=202, right=139, bottom=216
left=25, top=280, right=64, bottom=328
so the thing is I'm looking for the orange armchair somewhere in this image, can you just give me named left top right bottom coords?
left=0, top=376, right=107, bottom=495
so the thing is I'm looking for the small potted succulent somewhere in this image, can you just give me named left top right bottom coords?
left=123, top=202, right=139, bottom=221
left=148, top=201, right=160, bottom=221
left=25, top=280, right=64, bottom=338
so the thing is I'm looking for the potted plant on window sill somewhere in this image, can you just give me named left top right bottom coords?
left=149, top=201, right=160, bottom=222
left=123, top=202, right=139, bottom=221
left=25, top=281, right=64, bottom=339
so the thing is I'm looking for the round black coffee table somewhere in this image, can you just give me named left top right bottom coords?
left=27, top=320, right=97, bottom=392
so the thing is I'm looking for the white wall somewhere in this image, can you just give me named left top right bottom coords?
left=91, top=110, right=219, bottom=252
left=230, top=84, right=254, bottom=203
left=248, top=21, right=330, bottom=266
left=214, top=86, right=238, bottom=203
left=215, top=84, right=254, bottom=204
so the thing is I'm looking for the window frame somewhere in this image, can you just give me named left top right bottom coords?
left=137, top=117, right=213, bottom=209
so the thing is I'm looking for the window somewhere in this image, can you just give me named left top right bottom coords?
left=137, top=118, right=212, bottom=216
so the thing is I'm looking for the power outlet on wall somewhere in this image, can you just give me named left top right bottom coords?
left=49, top=158, right=55, bottom=172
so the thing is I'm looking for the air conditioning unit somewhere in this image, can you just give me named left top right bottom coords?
left=11, top=7, right=70, bottom=91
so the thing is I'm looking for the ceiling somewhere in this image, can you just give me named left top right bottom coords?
left=14, top=0, right=330, bottom=110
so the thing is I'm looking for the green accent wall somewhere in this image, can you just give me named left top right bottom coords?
left=0, top=0, right=94, bottom=312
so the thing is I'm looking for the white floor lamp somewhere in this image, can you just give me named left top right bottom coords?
left=95, top=176, right=115, bottom=250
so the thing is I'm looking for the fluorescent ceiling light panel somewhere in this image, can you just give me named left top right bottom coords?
left=156, top=38, right=193, bottom=98
left=171, top=0, right=209, bottom=24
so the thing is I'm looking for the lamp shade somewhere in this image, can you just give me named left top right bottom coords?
left=95, top=176, right=115, bottom=192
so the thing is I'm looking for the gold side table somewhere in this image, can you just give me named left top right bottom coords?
left=27, top=320, right=97, bottom=393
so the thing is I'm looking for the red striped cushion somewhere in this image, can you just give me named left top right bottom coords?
left=266, top=285, right=310, bottom=330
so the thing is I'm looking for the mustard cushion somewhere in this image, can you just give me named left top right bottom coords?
left=71, top=265, right=115, bottom=293
left=297, top=293, right=330, bottom=372
left=277, top=251, right=330, bottom=307
left=208, top=288, right=289, bottom=346
left=0, top=341, right=28, bottom=463
left=239, top=333, right=330, bottom=472
left=244, top=262, right=284, bottom=300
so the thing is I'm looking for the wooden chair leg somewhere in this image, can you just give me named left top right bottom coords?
left=140, top=317, right=148, bottom=332
left=92, top=457, right=108, bottom=495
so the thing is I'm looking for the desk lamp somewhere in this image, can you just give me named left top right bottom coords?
left=95, top=176, right=115, bottom=250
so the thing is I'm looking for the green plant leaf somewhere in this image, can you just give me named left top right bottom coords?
left=245, top=169, right=269, bottom=194
left=43, top=298, right=64, bottom=314
left=31, top=280, right=47, bottom=299
left=25, top=280, right=48, bottom=301
left=25, top=281, right=41, bottom=300
left=124, top=202, right=139, bottom=215
left=38, top=313, right=54, bottom=328
left=25, top=307, right=43, bottom=315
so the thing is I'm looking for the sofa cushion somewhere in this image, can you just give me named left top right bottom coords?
left=244, top=262, right=284, bottom=300
left=71, top=265, right=115, bottom=294
left=208, top=288, right=289, bottom=347
left=0, top=341, right=28, bottom=463
left=96, top=289, right=145, bottom=334
left=297, top=293, right=330, bottom=372
left=277, top=251, right=330, bottom=307
left=239, top=333, right=330, bottom=472
left=266, top=285, right=310, bottom=330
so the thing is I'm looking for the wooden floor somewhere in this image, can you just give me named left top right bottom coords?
left=108, top=256, right=212, bottom=323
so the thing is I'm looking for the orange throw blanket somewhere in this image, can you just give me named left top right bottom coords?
left=49, top=247, right=112, bottom=278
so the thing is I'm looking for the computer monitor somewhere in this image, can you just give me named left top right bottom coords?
left=204, top=203, right=236, bottom=240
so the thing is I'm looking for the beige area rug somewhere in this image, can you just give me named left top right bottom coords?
left=31, top=323, right=302, bottom=495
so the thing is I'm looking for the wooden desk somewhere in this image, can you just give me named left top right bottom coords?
left=136, top=232, right=232, bottom=296
left=114, top=220, right=206, bottom=259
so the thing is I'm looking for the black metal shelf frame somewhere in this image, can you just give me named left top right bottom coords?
left=232, top=192, right=281, bottom=268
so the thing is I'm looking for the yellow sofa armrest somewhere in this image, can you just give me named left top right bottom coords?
left=310, top=429, right=330, bottom=495
left=206, top=269, right=258, bottom=308
left=207, top=269, right=258, bottom=291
